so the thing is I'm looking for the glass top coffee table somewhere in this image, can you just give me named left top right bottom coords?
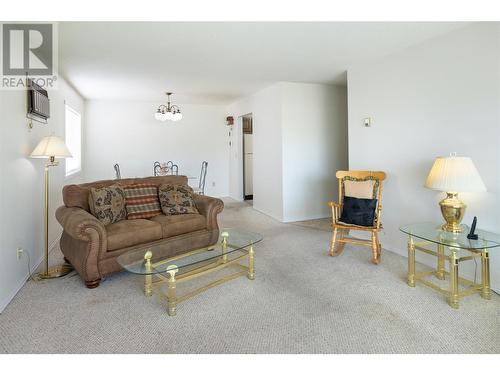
left=117, top=228, right=263, bottom=316
left=400, top=222, right=500, bottom=308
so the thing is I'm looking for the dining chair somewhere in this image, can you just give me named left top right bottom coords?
left=113, top=163, right=121, bottom=179
left=166, top=161, right=179, bottom=176
left=153, top=161, right=162, bottom=176
left=193, top=161, right=208, bottom=195
left=328, top=170, right=386, bottom=264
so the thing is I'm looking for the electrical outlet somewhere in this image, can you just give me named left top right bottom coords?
left=16, top=247, right=23, bottom=260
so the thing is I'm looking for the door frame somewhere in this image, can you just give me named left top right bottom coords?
left=242, top=114, right=253, bottom=200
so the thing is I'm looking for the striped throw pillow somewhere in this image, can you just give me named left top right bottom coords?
left=123, top=183, right=162, bottom=219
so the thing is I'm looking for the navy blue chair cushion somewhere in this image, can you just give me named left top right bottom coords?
left=339, top=196, right=377, bottom=227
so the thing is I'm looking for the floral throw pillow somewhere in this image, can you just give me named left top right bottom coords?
left=158, top=184, right=199, bottom=215
left=88, top=185, right=127, bottom=225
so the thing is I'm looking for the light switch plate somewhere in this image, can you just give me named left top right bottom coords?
left=364, top=117, right=372, bottom=127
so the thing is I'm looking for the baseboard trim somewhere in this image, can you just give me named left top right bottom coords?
left=0, top=232, right=62, bottom=314
left=284, top=214, right=330, bottom=224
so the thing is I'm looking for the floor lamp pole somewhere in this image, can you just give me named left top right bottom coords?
left=37, top=157, right=73, bottom=279
left=44, top=163, right=49, bottom=274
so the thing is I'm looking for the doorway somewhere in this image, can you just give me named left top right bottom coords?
left=242, top=114, right=253, bottom=202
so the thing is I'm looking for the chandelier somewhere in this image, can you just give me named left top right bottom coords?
left=155, top=92, right=182, bottom=122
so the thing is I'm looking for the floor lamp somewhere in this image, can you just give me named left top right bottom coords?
left=30, top=135, right=74, bottom=279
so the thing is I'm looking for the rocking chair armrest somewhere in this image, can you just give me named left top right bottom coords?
left=328, top=201, right=341, bottom=208
left=328, top=201, right=342, bottom=221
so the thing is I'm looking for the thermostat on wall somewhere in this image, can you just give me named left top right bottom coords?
left=364, top=117, right=372, bottom=127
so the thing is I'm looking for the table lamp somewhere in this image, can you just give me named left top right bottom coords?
left=30, top=135, right=73, bottom=279
left=425, top=154, right=486, bottom=233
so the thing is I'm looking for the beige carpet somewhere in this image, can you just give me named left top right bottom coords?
left=0, top=199, right=499, bottom=354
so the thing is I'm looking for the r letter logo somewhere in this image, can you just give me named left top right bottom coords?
left=2, top=23, right=53, bottom=76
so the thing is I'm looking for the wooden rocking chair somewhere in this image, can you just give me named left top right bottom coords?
left=328, top=170, right=386, bottom=264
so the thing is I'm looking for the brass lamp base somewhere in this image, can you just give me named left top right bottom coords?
left=439, top=192, right=466, bottom=233
left=37, top=264, right=74, bottom=279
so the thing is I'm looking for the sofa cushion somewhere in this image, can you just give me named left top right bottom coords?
left=150, top=214, right=206, bottom=238
left=158, top=184, right=199, bottom=215
left=106, top=219, right=162, bottom=251
left=123, top=183, right=162, bottom=219
left=88, top=185, right=127, bottom=225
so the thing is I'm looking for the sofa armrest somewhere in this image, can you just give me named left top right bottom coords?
left=193, top=195, right=224, bottom=231
left=56, top=206, right=107, bottom=243
left=56, top=206, right=108, bottom=284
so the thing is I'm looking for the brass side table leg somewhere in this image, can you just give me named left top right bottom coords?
left=144, top=250, right=153, bottom=297
left=436, top=244, right=445, bottom=280
left=247, top=246, right=255, bottom=280
left=481, top=249, right=491, bottom=300
left=166, top=265, right=178, bottom=316
left=448, top=249, right=459, bottom=309
left=407, top=236, right=416, bottom=287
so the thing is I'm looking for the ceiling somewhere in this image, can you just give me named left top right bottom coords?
left=59, top=22, right=468, bottom=104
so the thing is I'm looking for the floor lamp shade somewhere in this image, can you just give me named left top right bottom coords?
left=30, top=135, right=72, bottom=159
left=425, top=156, right=486, bottom=232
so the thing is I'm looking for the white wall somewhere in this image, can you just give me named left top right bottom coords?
left=347, top=23, right=500, bottom=292
left=84, top=101, right=229, bottom=197
left=227, top=84, right=284, bottom=221
left=281, top=83, right=348, bottom=222
left=251, top=85, right=285, bottom=221
left=0, top=77, right=85, bottom=312
left=227, top=82, right=348, bottom=222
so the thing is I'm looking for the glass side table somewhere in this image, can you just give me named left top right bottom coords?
left=400, top=222, right=500, bottom=309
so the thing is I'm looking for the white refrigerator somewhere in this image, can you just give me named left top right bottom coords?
left=243, top=134, right=253, bottom=197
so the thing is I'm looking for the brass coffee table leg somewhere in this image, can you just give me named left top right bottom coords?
left=481, top=249, right=491, bottom=300
left=167, top=265, right=178, bottom=316
left=436, top=244, right=445, bottom=280
left=247, top=246, right=255, bottom=280
left=448, top=249, right=459, bottom=309
left=144, top=250, right=153, bottom=297
left=407, top=236, right=416, bottom=287
left=221, top=231, right=229, bottom=263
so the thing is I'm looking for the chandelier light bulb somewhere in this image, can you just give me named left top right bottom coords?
left=154, top=110, right=163, bottom=121
left=173, top=111, right=182, bottom=121
left=164, top=111, right=174, bottom=120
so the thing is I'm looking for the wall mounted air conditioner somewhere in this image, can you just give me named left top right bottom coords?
left=27, top=79, right=50, bottom=123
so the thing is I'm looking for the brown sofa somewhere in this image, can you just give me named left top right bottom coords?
left=55, top=175, right=224, bottom=288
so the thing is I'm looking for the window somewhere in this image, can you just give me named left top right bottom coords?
left=65, top=104, right=82, bottom=177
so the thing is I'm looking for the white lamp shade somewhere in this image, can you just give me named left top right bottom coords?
left=30, top=135, right=72, bottom=159
left=425, top=156, right=486, bottom=193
